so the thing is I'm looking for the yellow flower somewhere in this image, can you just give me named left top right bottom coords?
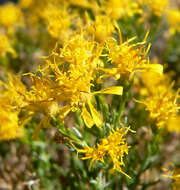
left=0, top=33, right=17, bottom=57
left=0, top=103, right=24, bottom=141
left=138, top=70, right=180, bottom=131
left=48, top=62, right=123, bottom=128
left=144, top=87, right=179, bottom=127
left=166, top=9, right=180, bottom=35
left=59, top=33, right=101, bottom=68
left=41, top=33, right=124, bottom=128
left=23, top=73, right=59, bottom=114
left=103, top=30, right=163, bottom=79
left=146, top=0, right=169, bottom=17
left=19, top=0, right=34, bottom=8
left=1, top=73, right=27, bottom=110
left=74, top=124, right=134, bottom=177
left=41, top=3, right=72, bottom=40
left=1, top=72, right=58, bottom=140
left=102, top=0, right=142, bottom=19
left=0, top=74, right=27, bottom=141
left=85, top=15, right=114, bottom=42
left=166, top=116, right=180, bottom=134
left=18, top=72, right=59, bottom=139
left=139, top=58, right=166, bottom=93
left=0, top=3, right=24, bottom=33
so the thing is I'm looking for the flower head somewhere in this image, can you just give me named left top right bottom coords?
left=19, top=0, right=34, bottom=9
left=138, top=70, right=180, bottom=132
left=101, top=0, right=142, bottom=19
left=0, top=3, right=24, bottom=33
left=0, top=74, right=27, bottom=141
left=42, top=33, right=123, bottom=128
left=0, top=103, right=24, bottom=141
left=74, top=124, right=134, bottom=177
left=85, top=15, right=114, bottom=42
left=166, top=9, right=180, bottom=35
left=147, top=0, right=169, bottom=17
left=102, top=31, right=163, bottom=79
left=41, top=3, right=72, bottom=40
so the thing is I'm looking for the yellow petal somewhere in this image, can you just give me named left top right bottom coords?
left=88, top=100, right=103, bottom=127
left=100, top=68, right=118, bottom=74
left=145, top=64, right=163, bottom=75
left=58, top=105, right=71, bottom=122
left=81, top=105, right=94, bottom=128
left=93, top=86, right=123, bottom=95
left=9, top=47, right=17, bottom=58
left=118, top=169, right=131, bottom=179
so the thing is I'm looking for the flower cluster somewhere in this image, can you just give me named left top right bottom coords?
left=0, top=0, right=179, bottom=183
left=74, top=125, right=134, bottom=176
left=166, top=9, right=180, bottom=35
left=0, top=2, right=24, bottom=34
left=0, top=74, right=27, bottom=140
left=103, top=30, right=162, bottom=79
left=0, top=0, right=179, bottom=61
left=137, top=63, right=180, bottom=133
left=146, top=0, right=169, bottom=17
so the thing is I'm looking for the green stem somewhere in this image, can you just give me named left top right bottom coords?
left=115, top=79, right=133, bottom=125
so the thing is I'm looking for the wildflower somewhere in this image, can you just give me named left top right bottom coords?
left=0, top=102, right=24, bottom=141
left=85, top=15, right=114, bottom=42
left=0, top=74, right=27, bottom=141
left=138, top=59, right=166, bottom=94
left=146, top=0, right=169, bottom=17
left=166, top=116, right=180, bottom=134
left=143, top=86, right=179, bottom=127
left=0, top=33, right=17, bottom=57
left=48, top=62, right=123, bottom=128
left=74, top=124, right=134, bottom=177
left=0, top=73, right=27, bottom=111
left=21, top=73, right=59, bottom=139
left=166, top=9, right=180, bottom=35
left=40, top=32, right=124, bottom=128
left=0, top=3, right=24, bottom=33
left=41, top=3, right=72, bottom=40
left=59, top=33, right=102, bottom=69
left=137, top=71, right=180, bottom=131
left=19, top=0, right=34, bottom=9
left=2, top=73, right=58, bottom=140
left=103, top=31, right=163, bottom=80
left=101, top=0, right=142, bottom=19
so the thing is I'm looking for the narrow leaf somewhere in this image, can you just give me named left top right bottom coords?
left=81, top=105, right=94, bottom=128
left=94, top=86, right=123, bottom=95
left=88, top=100, right=103, bottom=127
